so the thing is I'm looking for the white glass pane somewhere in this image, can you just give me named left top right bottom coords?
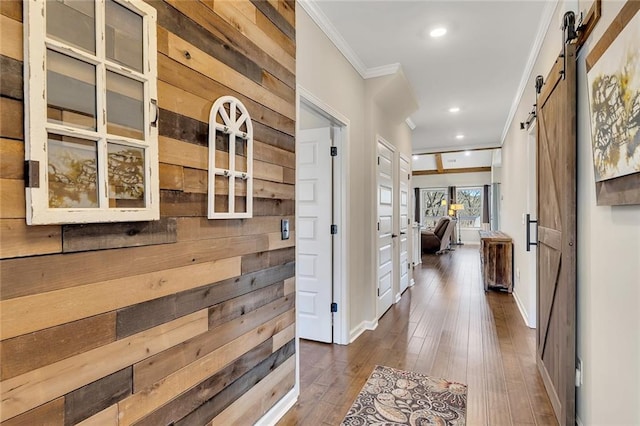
left=47, top=0, right=95, bottom=54
left=47, top=49, right=96, bottom=130
left=215, top=175, right=230, bottom=213
left=235, top=179, right=247, bottom=213
left=215, top=130, right=230, bottom=170
left=107, top=71, right=144, bottom=140
left=48, top=134, right=98, bottom=208
left=108, top=143, right=145, bottom=208
left=235, top=139, right=247, bottom=173
left=106, top=0, right=143, bottom=72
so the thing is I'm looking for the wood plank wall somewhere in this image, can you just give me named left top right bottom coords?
left=0, top=0, right=296, bottom=424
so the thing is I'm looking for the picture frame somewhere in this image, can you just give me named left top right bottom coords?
left=585, top=0, right=640, bottom=206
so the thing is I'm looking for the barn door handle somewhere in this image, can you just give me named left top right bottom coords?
left=526, top=213, right=537, bottom=252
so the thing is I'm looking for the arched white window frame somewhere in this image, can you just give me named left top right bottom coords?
left=208, top=96, right=253, bottom=219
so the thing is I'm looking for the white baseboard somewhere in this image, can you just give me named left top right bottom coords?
left=512, top=291, right=535, bottom=328
left=409, top=278, right=415, bottom=287
left=350, top=319, right=378, bottom=343
left=255, top=388, right=298, bottom=426
left=394, top=292, right=401, bottom=304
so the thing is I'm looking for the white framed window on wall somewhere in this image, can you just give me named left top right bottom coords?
left=455, top=186, right=483, bottom=229
left=420, top=187, right=447, bottom=228
left=208, top=96, right=253, bottom=219
left=24, top=0, right=158, bottom=225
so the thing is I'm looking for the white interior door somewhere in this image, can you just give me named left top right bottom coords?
left=377, top=138, right=394, bottom=317
left=297, top=127, right=332, bottom=343
left=399, top=154, right=410, bottom=295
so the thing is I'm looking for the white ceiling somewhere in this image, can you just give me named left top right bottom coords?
left=412, top=149, right=497, bottom=171
left=303, top=0, right=553, bottom=154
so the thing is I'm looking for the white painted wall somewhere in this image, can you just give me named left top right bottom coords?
left=501, top=1, right=640, bottom=423
left=297, top=5, right=416, bottom=338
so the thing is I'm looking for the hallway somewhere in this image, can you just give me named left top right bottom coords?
left=278, top=246, right=557, bottom=425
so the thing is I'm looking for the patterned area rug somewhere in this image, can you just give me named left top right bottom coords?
left=341, top=365, right=467, bottom=426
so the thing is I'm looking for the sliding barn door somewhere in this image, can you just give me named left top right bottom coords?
left=536, top=41, right=577, bottom=425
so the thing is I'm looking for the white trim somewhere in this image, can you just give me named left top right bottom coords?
left=500, top=0, right=560, bottom=145
left=349, top=319, right=379, bottom=343
left=405, top=117, right=416, bottom=130
left=297, top=0, right=400, bottom=80
left=576, top=416, right=584, bottom=426
left=296, top=85, right=351, bottom=346
left=364, top=63, right=401, bottom=79
left=513, top=290, right=535, bottom=329
left=409, top=278, right=415, bottom=288
left=395, top=292, right=402, bottom=304
left=254, top=388, right=298, bottom=426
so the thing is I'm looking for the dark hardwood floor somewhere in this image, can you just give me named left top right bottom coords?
left=277, top=245, right=558, bottom=425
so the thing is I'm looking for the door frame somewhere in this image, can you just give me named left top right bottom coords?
left=398, top=152, right=411, bottom=297
left=296, top=85, right=349, bottom=346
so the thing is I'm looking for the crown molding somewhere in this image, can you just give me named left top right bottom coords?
left=500, top=0, right=560, bottom=144
left=298, top=0, right=400, bottom=80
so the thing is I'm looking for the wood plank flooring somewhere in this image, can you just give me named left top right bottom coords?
left=278, top=245, right=558, bottom=425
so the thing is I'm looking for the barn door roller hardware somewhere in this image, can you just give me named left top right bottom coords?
left=560, top=11, right=577, bottom=80
left=520, top=104, right=537, bottom=130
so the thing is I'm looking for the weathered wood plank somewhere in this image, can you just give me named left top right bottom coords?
left=64, top=367, right=132, bottom=426
left=183, top=167, right=208, bottom=193
left=261, top=69, right=295, bottom=105
left=268, top=230, right=295, bottom=250
left=75, top=405, right=118, bottom=426
left=164, top=0, right=295, bottom=89
left=0, top=138, right=24, bottom=179
left=62, top=218, right=177, bottom=253
left=163, top=31, right=295, bottom=120
left=158, top=107, right=208, bottom=146
left=176, top=215, right=292, bottom=241
left=283, top=166, right=295, bottom=184
left=0, top=219, right=61, bottom=259
left=116, top=262, right=292, bottom=340
left=241, top=246, right=295, bottom=274
left=120, top=309, right=294, bottom=425
left=0, top=310, right=208, bottom=422
left=253, top=120, right=295, bottom=153
left=174, top=341, right=295, bottom=425
left=0, top=97, right=24, bottom=140
left=277, top=0, right=295, bottom=27
left=0, top=1, right=22, bottom=21
left=160, top=190, right=207, bottom=216
left=284, top=276, right=295, bottom=295
left=159, top=162, right=184, bottom=191
left=210, top=356, right=295, bottom=425
left=0, top=15, right=22, bottom=61
left=253, top=198, right=295, bottom=216
left=254, top=159, right=284, bottom=183
left=0, top=398, right=64, bottom=426
left=255, top=140, right=295, bottom=169
left=0, top=55, right=23, bottom=100
left=255, top=11, right=295, bottom=58
left=254, top=179, right=295, bottom=200
left=210, top=0, right=295, bottom=73
left=1, top=234, right=266, bottom=301
left=133, top=339, right=274, bottom=426
left=251, top=0, right=295, bottom=41
left=208, top=281, right=285, bottom=327
left=159, top=135, right=208, bottom=170
left=1, top=312, right=116, bottom=381
left=150, top=1, right=263, bottom=84
left=0, top=178, right=25, bottom=219
left=158, top=77, right=295, bottom=138
left=273, top=325, right=295, bottom=353
left=0, top=257, right=240, bottom=339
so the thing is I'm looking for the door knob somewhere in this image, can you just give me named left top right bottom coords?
left=400, top=231, right=406, bottom=235
left=392, top=234, right=398, bottom=238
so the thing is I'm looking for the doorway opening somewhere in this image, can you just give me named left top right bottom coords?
left=296, top=87, right=349, bottom=346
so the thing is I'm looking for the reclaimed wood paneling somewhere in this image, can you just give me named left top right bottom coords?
left=0, top=311, right=208, bottom=421
left=62, top=218, right=177, bottom=253
left=1, top=398, right=65, bottom=426
left=0, top=1, right=295, bottom=424
left=1, top=312, right=116, bottom=381
left=64, top=367, right=132, bottom=426
left=0, top=218, right=61, bottom=259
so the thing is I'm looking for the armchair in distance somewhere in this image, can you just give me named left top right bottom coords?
left=421, top=216, right=455, bottom=254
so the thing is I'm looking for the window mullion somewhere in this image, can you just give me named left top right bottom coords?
left=95, top=0, right=108, bottom=209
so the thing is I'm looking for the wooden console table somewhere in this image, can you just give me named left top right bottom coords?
left=479, top=230, right=513, bottom=293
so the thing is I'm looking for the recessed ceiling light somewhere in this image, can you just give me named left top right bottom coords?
left=456, top=134, right=465, bottom=140
left=465, top=151, right=471, bottom=156
left=449, top=107, right=460, bottom=113
left=430, top=27, right=447, bottom=38
left=412, top=155, right=419, bottom=160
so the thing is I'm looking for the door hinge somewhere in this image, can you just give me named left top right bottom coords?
left=377, top=288, right=380, bottom=297
left=377, top=156, right=380, bottom=165
left=24, top=160, right=40, bottom=188
left=331, top=224, right=338, bottom=234
left=377, top=222, right=380, bottom=231
left=408, top=262, right=411, bottom=270
left=408, top=173, right=410, bottom=180
left=330, top=146, right=337, bottom=156
left=331, top=302, right=338, bottom=313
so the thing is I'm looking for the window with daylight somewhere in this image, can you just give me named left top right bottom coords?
left=208, top=96, right=254, bottom=219
left=421, top=188, right=447, bottom=228
left=455, top=187, right=483, bottom=228
left=24, top=0, right=158, bottom=224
